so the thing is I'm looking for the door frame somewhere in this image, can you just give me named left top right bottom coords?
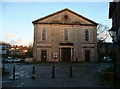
left=85, top=50, right=90, bottom=62
left=61, top=48, right=71, bottom=62
left=41, top=50, right=47, bottom=62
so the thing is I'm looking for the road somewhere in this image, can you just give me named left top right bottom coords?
left=2, top=62, right=114, bottom=87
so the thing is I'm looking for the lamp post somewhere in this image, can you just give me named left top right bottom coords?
left=108, top=28, right=117, bottom=85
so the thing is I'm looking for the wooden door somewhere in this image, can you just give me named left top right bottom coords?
left=41, top=51, right=47, bottom=61
left=85, top=51, right=90, bottom=62
left=62, top=48, right=71, bottom=62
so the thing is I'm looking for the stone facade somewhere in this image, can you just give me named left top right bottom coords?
left=32, top=8, right=98, bottom=62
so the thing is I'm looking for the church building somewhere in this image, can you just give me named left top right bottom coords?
left=32, top=8, right=98, bottom=62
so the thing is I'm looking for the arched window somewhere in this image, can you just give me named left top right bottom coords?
left=64, top=29, right=69, bottom=41
left=85, top=29, right=89, bottom=41
left=42, top=28, right=46, bottom=40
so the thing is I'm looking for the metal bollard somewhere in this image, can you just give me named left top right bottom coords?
left=13, top=66, right=15, bottom=80
left=70, top=65, right=73, bottom=78
left=52, top=66, right=55, bottom=78
left=32, top=66, right=35, bottom=79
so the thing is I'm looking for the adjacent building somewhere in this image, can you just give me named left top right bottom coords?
left=109, top=1, right=120, bottom=79
left=32, top=8, right=98, bottom=62
left=0, top=42, right=11, bottom=58
left=0, top=43, right=7, bottom=56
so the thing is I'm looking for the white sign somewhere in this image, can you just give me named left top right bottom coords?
left=52, top=53, right=58, bottom=59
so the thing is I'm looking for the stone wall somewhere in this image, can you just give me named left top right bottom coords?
left=33, top=24, right=97, bottom=62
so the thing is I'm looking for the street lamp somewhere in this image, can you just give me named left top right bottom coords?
left=108, top=28, right=116, bottom=42
left=108, top=27, right=117, bottom=85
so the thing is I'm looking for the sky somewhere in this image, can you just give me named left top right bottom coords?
left=1, top=1, right=112, bottom=46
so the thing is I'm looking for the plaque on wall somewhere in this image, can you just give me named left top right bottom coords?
left=52, top=53, right=58, bottom=59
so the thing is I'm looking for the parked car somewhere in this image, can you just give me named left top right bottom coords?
left=12, top=59, right=18, bottom=63
left=8, top=59, right=13, bottom=63
left=25, top=58, right=33, bottom=63
left=7, top=59, right=18, bottom=63
left=2, top=59, right=10, bottom=63
left=103, top=56, right=112, bottom=62
left=17, top=59, right=22, bottom=62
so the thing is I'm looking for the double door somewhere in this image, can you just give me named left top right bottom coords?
left=61, top=48, right=71, bottom=62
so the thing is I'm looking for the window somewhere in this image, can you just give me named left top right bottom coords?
left=42, top=28, right=46, bottom=40
left=64, top=29, right=69, bottom=41
left=85, top=29, right=89, bottom=41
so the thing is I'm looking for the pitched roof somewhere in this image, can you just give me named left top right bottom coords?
left=32, top=8, right=98, bottom=26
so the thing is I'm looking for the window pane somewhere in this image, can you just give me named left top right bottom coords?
left=85, top=30, right=89, bottom=41
left=42, top=28, right=46, bottom=40
left=64, top=29, right=68, bottom=41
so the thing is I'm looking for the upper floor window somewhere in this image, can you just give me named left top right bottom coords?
left=64, top=29, right=69, bottom=41
left=85, top=29, right=89, bottom=41
left=42, top=28, right=46, bottom=40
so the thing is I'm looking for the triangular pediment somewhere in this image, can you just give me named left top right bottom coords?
left=32, top=8, right=98, bottom=26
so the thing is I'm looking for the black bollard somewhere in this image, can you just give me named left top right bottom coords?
left=70, top=65, right=73, bottom=78
left=13, top=66, right=15, bottom=80
left=32, top=66, right=35, bottom=79
left=52, top=66, right=55, bottom=78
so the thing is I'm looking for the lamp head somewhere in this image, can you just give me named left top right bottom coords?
left=108, top=27, right=116, bottom=38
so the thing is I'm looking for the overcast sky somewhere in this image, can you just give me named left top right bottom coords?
left=1, top=2, right=112, bottom=46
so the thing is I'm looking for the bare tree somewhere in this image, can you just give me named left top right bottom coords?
left=97, top=24, right=111, bottom=62
left=97, top=23, right=110, bottom=42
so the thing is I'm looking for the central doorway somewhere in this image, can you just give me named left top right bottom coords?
left=41, top=51, right=47, bottom=62
left=85, top=51, right=90, bottom=62
left=61, top=48, right=71, bottom=62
